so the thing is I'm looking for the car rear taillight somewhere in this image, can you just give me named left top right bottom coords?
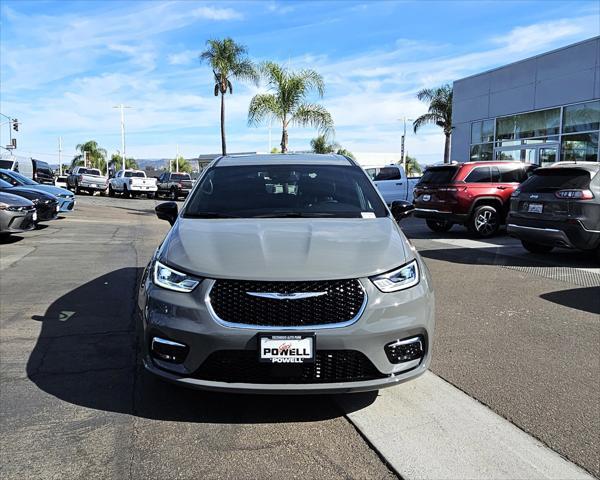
left=178, top=183, right=183, bottom=188
left=554, top=189, right=594, bottom=200
left=77, top=174, right=83, bottom=181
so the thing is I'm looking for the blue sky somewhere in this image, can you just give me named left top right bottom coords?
left=1, top=0, right=599, bottom=166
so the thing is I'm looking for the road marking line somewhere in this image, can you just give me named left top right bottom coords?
left=337, top=371, right=593, bottom=480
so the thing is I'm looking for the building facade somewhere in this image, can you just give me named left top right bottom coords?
left=451, top=36, right=600, bottom=166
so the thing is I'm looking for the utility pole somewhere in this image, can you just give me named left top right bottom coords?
left=176, top=144, right=179, bottom=173
left=113, top=104, right=131, bottom=171
left=398, top=117, right=414, bottom=170
left=58, top=137, right=62, bottom=175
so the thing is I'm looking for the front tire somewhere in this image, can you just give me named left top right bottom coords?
left=468, top=205, right=500, bottom=238
left=521, top=240, right=554, bottom=254
left=108, top=185, right=115, bottom=197
left=170, top=187, right=177, bottom=201
left=123, top=186, right=130, bottom=198
left=147, top=193, right=155, bottom=199
left=426, top=219, right=453, bottom=233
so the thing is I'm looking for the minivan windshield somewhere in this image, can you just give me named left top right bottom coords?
left=418, top=166, right=458, bottom=185
left=184, top=164, right=388, bottom=218
left=519, top=168, right=592, bottom=192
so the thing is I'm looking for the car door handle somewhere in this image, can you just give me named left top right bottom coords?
left=396, top=182, right=403, bottom=186
left=497, top=186, right=508, bottom=190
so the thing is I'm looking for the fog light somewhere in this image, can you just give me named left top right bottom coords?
left=151, top=337, right=189, bottom=363
left=385, top=336, right=424, bottom=364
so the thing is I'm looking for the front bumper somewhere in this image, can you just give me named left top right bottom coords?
left=0, top=209, right=36, bottom=234
left=138, top=258, right=435, bottom=393
left=56, top=196, right=75, bottom=212
left=35, top=201, right=59, bottom=222
left=508, top=216, right=600, bottom=251
left=413, top=207, right=468, bottom=224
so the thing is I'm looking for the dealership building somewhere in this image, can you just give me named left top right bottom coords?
left=451, top=36, right=600, bottom=166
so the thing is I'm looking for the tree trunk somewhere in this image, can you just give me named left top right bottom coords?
left=443, top=133, right=451, bottom=163
left=280, top=126, right=288, bottom=153
left=220, top=93, right=226, bottom=156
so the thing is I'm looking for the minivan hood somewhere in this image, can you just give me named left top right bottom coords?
left=161, top=218, right=409, bottom=281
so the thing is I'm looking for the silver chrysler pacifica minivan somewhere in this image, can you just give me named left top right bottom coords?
left=139, top=153, right=435, bottom=393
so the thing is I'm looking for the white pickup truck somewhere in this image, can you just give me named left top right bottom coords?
left=108, top=170, right=157, bottom=198
left=365, top=164, right=420, bottom=205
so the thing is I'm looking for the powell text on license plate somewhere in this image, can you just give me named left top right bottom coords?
left=259, top=335, right=314, bottom=364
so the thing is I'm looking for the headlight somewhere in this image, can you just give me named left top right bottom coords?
left=511, top=189, right=521, bottom=198
left=370, top=259, right=419, bottom=293
left=153, top=260, right=200, bottom=292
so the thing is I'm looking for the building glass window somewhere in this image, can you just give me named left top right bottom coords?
left=562, top=101, right=600, bottom=133
left=496, top=108, right=560, bottom=142
left=561, top=132, right=599, bottom=162
left=471, top=120, right=494, bottom=143
left=470, top=143, right=493, bottom=161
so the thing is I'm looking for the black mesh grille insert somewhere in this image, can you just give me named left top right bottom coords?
left=209, top=279, right=365, bottom=327
left=193, top=350, right=386, bottom=384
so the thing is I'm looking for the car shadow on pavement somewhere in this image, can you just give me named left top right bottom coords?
left=540, top=287, right=600, bottom=315
left=0, top=234, right=25, bottom=244
left=419, top=246, right=596, bottom=269
left=27, top=267, right=377, bottom=424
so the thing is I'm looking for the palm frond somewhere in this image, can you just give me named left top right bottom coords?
left=291, top=103, right=334, bottom=135
left=412, top=113, right=441, bottom=133
left=247, top=94, right=281, bottom=126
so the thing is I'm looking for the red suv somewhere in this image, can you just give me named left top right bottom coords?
left=413, top=161, right=537, bottom=237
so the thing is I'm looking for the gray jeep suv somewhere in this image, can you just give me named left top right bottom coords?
left=139, top=154, right=435, bottom=393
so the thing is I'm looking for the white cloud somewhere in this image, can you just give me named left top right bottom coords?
left=191, top=6, right=242, bottom=20
left=168, top=50, right=198, bottom=66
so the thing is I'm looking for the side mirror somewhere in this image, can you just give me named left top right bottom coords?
left=155, top=202, right=178, bottom=225
left=391, top=200, right=414, bottom=222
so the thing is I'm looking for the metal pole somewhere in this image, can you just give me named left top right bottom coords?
left=176, top=144, right=179, bottom=173
left=58, top=137, right=62, bottom=175
left=269, top=119, right=272, bottom=152
left=120, top=106, right=126, bottom=170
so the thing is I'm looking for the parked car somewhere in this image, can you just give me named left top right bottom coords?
left=508, top=162, right=600, bottom=260
left=413, top=161, right=537, bottom=237
left=66, top=166, right=108, bottom=195
left=0, top=158, right=54, bottom=184
left=156, top=172, right=193, bottom=200
left=109, top=170, right=157, bottom=198
left=0, top=192, right=36, bottom=236
left=0, top=169, right=75, bottom=212
left=366, top=164, right=419, bottom=205
left=141, top=153, right=434, bottom=393
left=0, top=178, right=59, bottom=223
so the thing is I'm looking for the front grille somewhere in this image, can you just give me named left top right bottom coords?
left=193, top=350, right=386, bottom=384
left=209, top=279, right=365, bottom=327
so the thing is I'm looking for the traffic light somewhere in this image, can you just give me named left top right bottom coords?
left=12, top=119, right=18, bottom=132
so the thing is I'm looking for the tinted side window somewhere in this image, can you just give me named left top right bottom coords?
left=374, top=167, right=401, bottom=181
left=499, top=166, right=525, bottom=183
left=465, top=167, right=492, bottom=183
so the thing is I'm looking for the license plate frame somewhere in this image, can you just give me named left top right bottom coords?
left=259, top=333, right=315, bottom=364
left=528, top=203, right=543, bottom=214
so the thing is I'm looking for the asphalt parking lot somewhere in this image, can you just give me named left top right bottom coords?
left=1, top=195, right=599, bottom=479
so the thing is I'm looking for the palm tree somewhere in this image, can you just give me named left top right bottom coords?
left=71, top=140, right=107, bottom=172
left=310, top=134, right=337, bottom=154
left=108, top=153, right=138, bottom=173
left=413, top=84, right=453, bottom=163
left=200, top=38, right=258, bottom=155
left=402, top=155, right=422, bottom=176
left=248, top=62, right=334, bottom=153
left=170, top=156, right=193, bottom=174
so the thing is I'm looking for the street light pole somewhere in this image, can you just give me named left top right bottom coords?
left=58, top=137, right=62, bottom=175
left=398, top=117, right=414, bottom=170
left=113, top=104, right=131, bottom=171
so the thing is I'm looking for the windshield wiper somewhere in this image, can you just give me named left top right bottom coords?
left=184, top=212, right=241, bottom=219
